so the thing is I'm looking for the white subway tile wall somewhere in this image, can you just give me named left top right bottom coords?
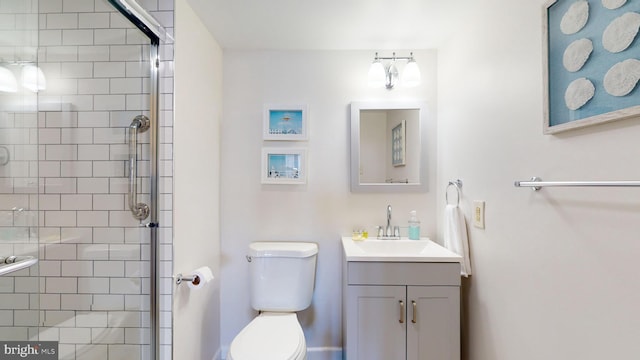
left=0, top=0, right=174, bottom=359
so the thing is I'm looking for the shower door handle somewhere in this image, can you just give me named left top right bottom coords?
left=128, top=115, right=150, bottom=220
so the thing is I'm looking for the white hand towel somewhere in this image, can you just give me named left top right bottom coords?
left=444, top=204, right=472, bottom=277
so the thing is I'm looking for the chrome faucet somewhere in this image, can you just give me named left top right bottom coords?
left=386, top=205, right=392, bottom=237
left=377, top=204, right=400, bottom=239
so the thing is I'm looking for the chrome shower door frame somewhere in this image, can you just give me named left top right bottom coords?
left=107, top=1, right=163, bottom=359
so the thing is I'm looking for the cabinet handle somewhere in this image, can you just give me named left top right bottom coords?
left=399, top=300, right=405, bottom=323
left=411, top=300, right=417, bottom=324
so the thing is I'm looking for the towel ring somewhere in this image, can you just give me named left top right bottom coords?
left=446, top=179, right=462, bottom=206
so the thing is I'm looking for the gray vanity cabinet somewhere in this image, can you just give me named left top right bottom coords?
left=342, top=260, right=460, bottom=360
left=346, top=285, right=407, bottom=360
left=407, top=286, right=460, bottom=360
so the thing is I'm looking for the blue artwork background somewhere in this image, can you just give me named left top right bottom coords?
left=548, top=0, right=640, bottom=126
left=267, top=154, right=301, bottom=178
left=268, top=110, right=303, bottom=134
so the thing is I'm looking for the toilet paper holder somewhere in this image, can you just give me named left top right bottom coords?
left=175, top=273, right=201, bottom=286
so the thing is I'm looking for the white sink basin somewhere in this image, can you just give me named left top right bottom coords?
left=341, top=237, right=462, bottom=262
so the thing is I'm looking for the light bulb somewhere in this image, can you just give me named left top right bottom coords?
left=401, top=59, right=421, bottom=87
left=21, top=65, right=46, bottom=92
left=368, top=60, right=386, bottom=88
left=0, top=66, right=17, bottom=93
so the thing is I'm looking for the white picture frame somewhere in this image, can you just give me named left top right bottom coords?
left=391, top=119, right=406, bottom=167
left=261, top=147, right=307, bottom=184
left=263, top=104, right=308, bottom=140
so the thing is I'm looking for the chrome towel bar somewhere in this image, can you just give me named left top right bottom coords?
left=514, top=177, right=640, bottom=191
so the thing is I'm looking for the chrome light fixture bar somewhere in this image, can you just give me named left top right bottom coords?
left=368, top=52, right=421, bottom=90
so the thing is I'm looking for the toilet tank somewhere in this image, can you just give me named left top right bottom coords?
left=248, top=242, right=318, bottom=312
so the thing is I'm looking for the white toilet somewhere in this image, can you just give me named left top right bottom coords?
left=227, top=241, right=318, bottom=360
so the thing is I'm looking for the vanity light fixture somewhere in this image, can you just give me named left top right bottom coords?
left=368, top=52, right=421, bottom=90
left=0, top=61, right=47, bottom=93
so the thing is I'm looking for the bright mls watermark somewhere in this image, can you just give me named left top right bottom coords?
left=0, top=342, right=57, bottom=359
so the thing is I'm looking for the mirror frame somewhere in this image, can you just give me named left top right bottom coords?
left=350, top=101, right=428, bottom=193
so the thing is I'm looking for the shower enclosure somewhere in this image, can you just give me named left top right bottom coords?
left=0, top=0, right=174, bottom=359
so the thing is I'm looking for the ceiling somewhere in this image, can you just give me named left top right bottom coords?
left=185, top=0, right=467, bottom=50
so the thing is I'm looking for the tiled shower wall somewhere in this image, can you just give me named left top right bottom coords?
left=0, top=0, right=174, bottom=359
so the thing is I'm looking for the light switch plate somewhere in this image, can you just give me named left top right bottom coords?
left=473, top=200, right=485, bottom=229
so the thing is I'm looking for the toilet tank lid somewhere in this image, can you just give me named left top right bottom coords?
left=249, top=242, right=318, bottom=258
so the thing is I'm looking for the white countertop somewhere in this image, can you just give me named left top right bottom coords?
left=341, top=237, right=462, bottom=263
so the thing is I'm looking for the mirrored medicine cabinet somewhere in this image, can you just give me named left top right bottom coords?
left=350, top=101, right=428, bottom=193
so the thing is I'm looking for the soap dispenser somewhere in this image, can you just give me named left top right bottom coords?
left=408, top=210, right=420, bottom=240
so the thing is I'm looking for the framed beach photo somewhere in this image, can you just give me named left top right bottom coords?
left=263, top=104, right=308, bottom=140
left=261, top=148, right=307, bottom=184
left=391, top=120, right=406, bottom=167
left=543, top=0, right=640, bottom=134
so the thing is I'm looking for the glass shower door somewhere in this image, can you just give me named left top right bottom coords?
left=34, top=1, right=154, bottom=358
left=0, top=0, right=172, bottom=359
left=0, top=0, right=41, bottom=344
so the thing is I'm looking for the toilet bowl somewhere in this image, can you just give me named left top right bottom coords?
left=227, top=242, right=317, bottom=360
left=227, top=313, right=306, bottom=360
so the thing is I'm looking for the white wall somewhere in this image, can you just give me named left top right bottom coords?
left=174, top=0, right=223, bottom=358
left=220, top=50, right=438, bottom=357
left=438, top=0, right=640, bottom=359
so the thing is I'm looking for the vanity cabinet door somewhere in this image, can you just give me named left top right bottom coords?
left=345, top=285, right=406, bottom=360
left=407, top=286, right=460, bottom=360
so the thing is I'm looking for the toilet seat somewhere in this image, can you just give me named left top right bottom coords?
left=227, top=312, right=306, bottom=360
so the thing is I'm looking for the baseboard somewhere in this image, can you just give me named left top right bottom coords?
left=306, top=347, right=343, bottom=360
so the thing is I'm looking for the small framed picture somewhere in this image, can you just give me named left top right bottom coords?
left=391, top=120, right=406, bottom=167
left=263, top=104, right=308, bottom=140
left=261, top=148, right=307, bottom=184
